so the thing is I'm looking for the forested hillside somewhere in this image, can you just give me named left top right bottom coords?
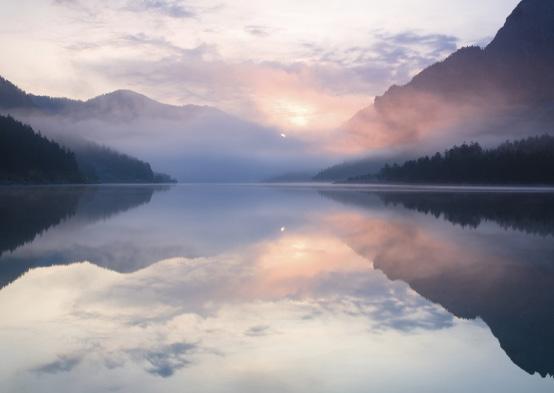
left=370, top=135, right=554, bottom=185
left=70, top=140, right=172, bottom=184
left=0, top=115, right=83, bottom=184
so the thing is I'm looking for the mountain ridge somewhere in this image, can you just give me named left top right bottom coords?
left=0, top=75, right=320, bottom=182
left=372, top=0, right=554, bottom=131
left=324, top=0, right=554, bottom=182
left=0, top=77, right=215, bottom=122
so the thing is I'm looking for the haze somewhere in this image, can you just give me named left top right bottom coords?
left=0, top=0, right=525, bottom=181
left=1, top=1, right=519, bottom=130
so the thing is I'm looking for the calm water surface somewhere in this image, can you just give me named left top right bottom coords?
left=0, top=184, right=553, bottom=392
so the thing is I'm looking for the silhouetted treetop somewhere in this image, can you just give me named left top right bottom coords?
left=373, top=135, right=554, bottom=185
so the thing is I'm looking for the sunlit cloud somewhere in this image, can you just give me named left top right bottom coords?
left=68, top=30, right=461, bottom=135
left=0, top=0, right=521, bottom=157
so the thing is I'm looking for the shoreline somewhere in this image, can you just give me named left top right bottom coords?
left=2, top=182, right=554, bottom=193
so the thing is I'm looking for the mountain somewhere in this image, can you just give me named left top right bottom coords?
left=343, top=0, right=554, bottom=160
left=31, top=88, right=211, bottom=122
left=0, top=76, right=201, bottom=118
left=0, top=115, right=83, bottom=184
left=0, top=77, right=321, bottom=182
left=0, top=80, right=177, bottom=183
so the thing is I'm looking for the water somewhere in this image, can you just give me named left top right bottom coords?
left=0, top=184, right=553, bottom=392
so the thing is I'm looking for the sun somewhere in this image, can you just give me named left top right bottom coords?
left=273, top=99, right=314, bottom=128
left=287, top=104, right=312, bottom=127
left=290, top=113, right=309, bottom=127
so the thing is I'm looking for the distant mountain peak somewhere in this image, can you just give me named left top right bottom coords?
left=0, top=75, right=35, bottom=109
left=93, top=89, right=150, bottom=100
left=86, top=89, right=159, bottom=106
left=107, top=89, right=140, bottom=96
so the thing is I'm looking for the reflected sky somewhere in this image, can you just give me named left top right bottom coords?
left=0, top=185, right=553, bottom=392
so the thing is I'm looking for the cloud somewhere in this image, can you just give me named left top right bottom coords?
left=16, top=2, right=471, bottom=158
left=125, top=0, right=196, bottom=18
left=310, top=271, right=454, bottom=332
left=141, top=342, right=197, bottom=377
left=66, top=27, right=458, bottom=101
left=52, top=0, right=100, bottom=19
left=34, top=355, right=82, bottom=374
left=19, top=2, right=466, bottom=149
left=244, top=325, right=272, bottom=337
left=384, top=32, right=458, bottom=52
left=300, top=31, right=459, bottom=93
left=64, top=28, right=458, bottom=143
left=31, top=343, right=197, bottom=379
left=303, top=31, right=458, bottom=68
left=29, top=29, right=463, bottom=167
left=244, top=25, right=272, bottom=38
left=54, top=0, right=199, bottom=21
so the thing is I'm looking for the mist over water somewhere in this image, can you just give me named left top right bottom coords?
left=2, top=103, right=331, bottom=182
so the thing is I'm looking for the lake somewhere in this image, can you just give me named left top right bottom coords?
left=0, top=184, right=553, bottom=392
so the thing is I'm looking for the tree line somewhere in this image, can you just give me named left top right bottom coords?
left=0, top=115, right=83, bottom=184
left=0, top=115, right=176, bottom=184
left=374, top=135, right=554, bottom=185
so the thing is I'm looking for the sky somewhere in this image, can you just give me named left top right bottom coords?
left=0, top=0, right=521, bottom=135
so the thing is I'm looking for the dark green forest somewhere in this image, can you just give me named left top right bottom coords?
left=365, top=135, right=554, bottom=185
left=73, top=142, right=168, bottom=184
left=0, top=115, right=83, bottom=184
left=0, top=114, right=176, bottom=184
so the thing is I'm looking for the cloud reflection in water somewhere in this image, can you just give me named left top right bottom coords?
left=1, top=186, right=553, bottom=392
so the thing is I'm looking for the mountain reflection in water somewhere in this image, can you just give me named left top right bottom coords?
left=322, top=190, right=554, bottom=378
left=0, top=185, right=553, bottom=393
left=0, top=185, right=165, bottom=289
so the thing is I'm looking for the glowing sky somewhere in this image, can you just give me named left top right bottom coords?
left=0, top=0, right=520, bottom=132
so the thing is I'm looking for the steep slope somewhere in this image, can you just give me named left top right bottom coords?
left=0, top=115, right=83, bottom=184
left=346, top=0, right=554, bottom=153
